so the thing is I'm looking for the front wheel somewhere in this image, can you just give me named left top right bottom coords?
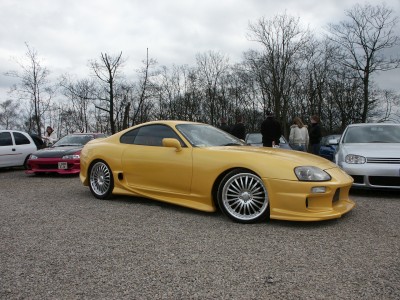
left=89, top=161, right=114, bottom=199
left=217, top=169, right=269, bottom=223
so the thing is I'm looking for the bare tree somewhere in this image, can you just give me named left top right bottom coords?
left=59, top=75, right=97, bottom=133
left=0, top=99, right=20, bottom=129
left=5, top=43, right=55, bottom=135
left=196, top=51, right=229, bottom=125
left=327, top=3, right=400, bottom=122
left=89, top=51, right=124, bottom=134
left=247, top=12, right=312, bottom=127
left=131, top=48, right=158, bottom=126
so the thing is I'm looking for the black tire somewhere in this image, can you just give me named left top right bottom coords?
left=23, top=156, right=30, bottom=170
left=217, top=169, right=269, bottom=223
left=88, top=161, right=114, bottom=200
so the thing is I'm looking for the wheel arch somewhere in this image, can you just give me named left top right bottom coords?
left=211, top=167, right=261, bottom=211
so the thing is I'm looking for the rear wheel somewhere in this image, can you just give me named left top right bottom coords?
left=217, top=169, right=269, bottom=223
left=89, top=161, right=114, bottom=199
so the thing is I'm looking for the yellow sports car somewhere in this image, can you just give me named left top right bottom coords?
left=80, top=120, right=355, bottom=223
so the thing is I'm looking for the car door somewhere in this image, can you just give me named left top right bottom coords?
left=0, top=131, right=21, bottom=167
left=121, top=124, right=193, bottom=195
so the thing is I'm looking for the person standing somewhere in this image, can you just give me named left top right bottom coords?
left=219, top=117, right=231, bottom=133
left=231, top=115, right=246, bottom=140
left=42, top=126, right=57, bottom=147
left=289, top=117, right=309, bottom=151
left=261, top=109, right=281, bottom=147
left=309, top=115, right=322, bottom=154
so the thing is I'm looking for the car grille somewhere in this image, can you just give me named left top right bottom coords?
left=367, top=157, right=400, bottom=164
left=351, top=175, right=400, bottom=187
left=369, top=176, right=400, bottom=187
left=332, top=189, right=340, bottom=202
left=39, top=164, right=64, bottom=170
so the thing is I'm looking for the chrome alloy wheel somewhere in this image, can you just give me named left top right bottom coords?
left=90, top=161, right=112, bottom=197
left=221, top=172, right=268, bottom=221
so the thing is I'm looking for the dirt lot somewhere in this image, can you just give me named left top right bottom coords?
left=1, top=168, right=399, bottom=299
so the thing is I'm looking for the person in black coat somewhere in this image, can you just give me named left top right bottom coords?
left=261, top=110, right=281, bottom=147
left=231, top=115, right=246, bottom=140
left=219, top=117, right=231, bottom=133
left=309, top=115, right=322, bottom=154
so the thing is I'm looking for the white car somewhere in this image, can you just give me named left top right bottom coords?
left=334, top=123, right=400, bottom=189
left=0, top=130, right=38, bottom=169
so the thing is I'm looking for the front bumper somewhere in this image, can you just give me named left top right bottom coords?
left=340, top=163, right=400, bottom=189
left=25, top=158, right=81, bottom=175
left=265, top=167, right=355, bottom=221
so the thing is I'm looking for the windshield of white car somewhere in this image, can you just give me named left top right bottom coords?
left=176, top=124, right=245, bottom=147
left=343, top=125, right=400, bottom=143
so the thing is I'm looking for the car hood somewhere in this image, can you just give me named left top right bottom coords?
left=339, top=143, right=400, bottom=157
left=211, top=145, right=336, bottom=169
left=32, top=146, right=83, bottom=158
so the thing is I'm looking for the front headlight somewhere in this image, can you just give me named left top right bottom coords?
left=29, top=154, right=38, bottom=159
left=294, top=166, right=331, bottom=181
left=345, top=154, right=366, bottom=164
left=62, top=154, right=80, bottom=159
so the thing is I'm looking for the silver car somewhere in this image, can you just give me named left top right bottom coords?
left=334, top=123, right=400, bottom=189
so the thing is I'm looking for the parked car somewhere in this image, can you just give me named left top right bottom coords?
left=335, top=123, right=400, bottom=189
left=245, top=133, right=292, bottom=149
left=80, top=120, right=354, bottom=223
left=26, top=133, right=107, bottom=175
left=0, top=130, right=38, bottom=169
left=319, top=134, right=341, bottom=161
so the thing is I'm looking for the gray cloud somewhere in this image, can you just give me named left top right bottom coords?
left=1, top=0, right=399, bottom=99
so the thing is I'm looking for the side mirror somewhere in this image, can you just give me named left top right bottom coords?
left=162, top=138, right=182, bottom=152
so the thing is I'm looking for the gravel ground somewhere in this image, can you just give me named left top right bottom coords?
left=0, top=168, right=399, bottom=300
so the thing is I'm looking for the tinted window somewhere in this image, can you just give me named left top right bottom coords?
left=120, top=128, right=139, bottom=144
left=13, top=132, right=31, bottom=145
left=0, top=132, right=13, bottom=146
left=121, top=124, right=184, bottom=146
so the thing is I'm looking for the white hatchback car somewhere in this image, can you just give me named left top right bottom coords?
left=0, top=130, right=38, bottom=169
left=334, top=123, right=400, bottom=189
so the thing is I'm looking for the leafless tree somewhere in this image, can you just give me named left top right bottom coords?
left=130, top=48, right=158, bottom=126
left=196, top=51, right=230, bottom=125
left=89, top=51, right=125, bottom=134
left=247, top=12, right=312, bottom=128
left=59, top=75, right=97, bottom=133
left=327, top=3, right=400, bottom=122
left=0, top=99, right=20, bottom=129
left=5, top=43, right=55, bottom=135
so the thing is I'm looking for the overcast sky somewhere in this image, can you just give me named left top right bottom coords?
left=1, top=0, right=399, bottom=101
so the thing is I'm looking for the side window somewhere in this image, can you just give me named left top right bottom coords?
left=13, top=132, right=31, bottom=145
left=128, top=124, right=185, bottom=147
left=120, top=128, right=139, bottom=144
left=0, top=132, right=13, bottom=146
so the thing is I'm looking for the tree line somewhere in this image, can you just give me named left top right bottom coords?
left=1, top=3, right=400, bottom=139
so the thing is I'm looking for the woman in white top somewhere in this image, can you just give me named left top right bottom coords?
left=42, top=126, right=58, bottom=147
left=289, top=117, right=309, bottom=152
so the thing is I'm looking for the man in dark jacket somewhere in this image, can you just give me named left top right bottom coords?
left=261, top=110, right=281, bottom=147
left=309, top=115, right=322, bottom=154
left=231, top=115, right=246, bottom=140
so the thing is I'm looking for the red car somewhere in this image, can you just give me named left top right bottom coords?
left=26, top=133, right=107, bottom=175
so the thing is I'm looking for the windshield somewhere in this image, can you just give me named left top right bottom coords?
left=177, top=124, right=245, bottom=147
left=54, top=134, right=95, bottom=146
left=246, top=133, right=262, bottom=144
left=343, top=125, right=400, bottom=143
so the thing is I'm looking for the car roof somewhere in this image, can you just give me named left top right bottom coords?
left=0, top=129, right=29, bottom=133
left=347, top=123, right=400, bottom=127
